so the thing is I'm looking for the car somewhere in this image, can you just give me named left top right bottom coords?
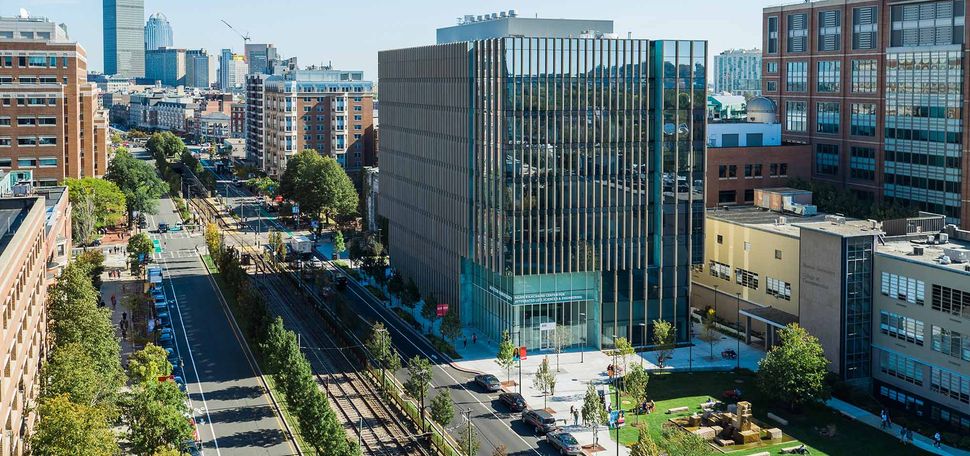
left=153, top=295, right=167, bottom=307
left=308, top=257, right=324, bottom=269
left=499, top=392, right=527, bottom=412
left=169, top=223, right=183, bottom=232
left=158, top=223, right=169, bottom=232
left=166, top=348, right=179, bottom=366
left=522, top=409, right=559, bottom=435
left=335, top=276, right=349, bottom=290
left=137, top=219, right=148, bottom=229
left=181, top=440, right=202, bottom=456
left=545, top=431, right=582, bottom=455
left=474, top=374, right=502, bottom=392
left=158, top=331, right=174, bottom=347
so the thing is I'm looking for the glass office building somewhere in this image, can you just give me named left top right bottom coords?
left=103, top=0, right=145, bottom=77
left=380, top=36, right=706, bottom=349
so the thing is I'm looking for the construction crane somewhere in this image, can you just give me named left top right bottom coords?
left=220, top=19, right=251, bottom=46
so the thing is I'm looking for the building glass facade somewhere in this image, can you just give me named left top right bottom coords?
left=103, top=0, right=145, bottom=77
left=843, top=236, right=874, bottom=382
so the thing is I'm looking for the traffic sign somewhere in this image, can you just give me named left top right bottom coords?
left=436, top=303, right=449, bottom=317
left=518, top=346, right=527, bottom=360
left=292, top=204, right=300, bottom=215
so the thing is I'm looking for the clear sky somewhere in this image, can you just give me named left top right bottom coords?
left=7, top=0, right=779, bottom=78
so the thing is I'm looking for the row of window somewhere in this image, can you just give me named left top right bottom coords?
left=931, top=284, right=970, bottom=318
left=767, top=6, right=879, bottom=54
left=885, top=173, right=962, bottom=194
left=0, top=75, right=68, bottom=85
left=717, top=163, right=790, bottom=179
left=930, top=367, right=970, bottom=405
left=765, top=277, right=791, bottom=300
left=0, top=116, right=58, bottom=127
left=931, top=326, right=970, bottom=362
left=0, top=137, right=58, bottom=147
left=879, top=310, right=925, bottom=346
left=885, top=151, right=962, bottom=169
left=880, top=350, right=925, bottom=386
left=881, top=272, right=927, bottom=305
left=736, top=268, right=759, bottom=290
left=0, top=55, right=69, bottom=69
left=709, top=260, right=730, bottom=280
left=0, top=97, right=58, bottom=107
left=0, top=157, right=57, bottom=168
left=782, top=59, right=879, bottom=94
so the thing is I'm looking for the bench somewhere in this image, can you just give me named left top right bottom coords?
left=666, top=406, right=690, bottom=414
left=750, top=452, right=771, bottom=456
left=767, top=412, right=789, bottom=426
left=782, top=446, right=804, bottom=453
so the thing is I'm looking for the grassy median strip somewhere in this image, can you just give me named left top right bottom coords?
left=201, top=254, right=313, bottom=454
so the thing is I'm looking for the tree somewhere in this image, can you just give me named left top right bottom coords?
left=366, top=322, right=401, bottom=387
left=64, top=177, right=126, bottom=230
left=625, top=364, right=650, bottom=409
left=629, top=424, right=661, bottom=456
left=278, top=150, right=358, bottom=225
left=333, top=230, right=346, bottom=257
left=77, top=249, right=105, bottom=291
left=122, top=380, right=193, bottom=455
left=430, top=388, right=455, bottom=426
left=404, top=355, right=433, bottom=416
left=457, top=422, right=480, bottom=456
left=128, top=343, right=173, bottom=384
left=657, top=425, right=714, bottom=455
left=30, top=394, right=118, bottom=456
left=700, top=307, right=719, bottom=360
left=70, top=190, right=98, bottom=244
left=246, top=176, right=278, bottom=198
left=551, top=325, right=571, bottom=372
left=401, top=277, right=420, bottom=310
left=420, top=293, right=439, bottom=333
left=111, top=132, right=123, bottom=144
left=581, top=384, right=608, bottom=444
left=440, top=306, right=462, bottom=342
left=757, top=323, right=830, bottom=410
left=532, top=356, right=556, bottom=409
left=106, top=149, right=167, bottom=227
left=41, top=343, right=109, bottom=408
left=608, top=336, right=635, bottom=381
left=268, top=230, right=286, bottom=263
left=204, top=222, right=222, bottom=260
left=298, top=388, right=357, bottom=456
left=128, top=232, right=154, bottom=273
left=652, top=319, right=675, bottom=369
left=495, top=330, right=516, bottom=383
left=146, top=131, right=187, bottom=160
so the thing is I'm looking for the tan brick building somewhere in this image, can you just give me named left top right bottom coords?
left=0, top=183, right=71, bottom=456
left=0, top=16, right=109, bottom=186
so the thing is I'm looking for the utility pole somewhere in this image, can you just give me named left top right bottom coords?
left=462, top=408, right=472, bottom=455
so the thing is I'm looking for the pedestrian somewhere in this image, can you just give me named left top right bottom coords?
left=112, top=297, right=117, bottom=310
left=906, top=428, right=913, bottom=445
left=573, top=408, right=579, bottom=426
left=934, top=432, right=942, bottom=448
left=463, top=338, right=467, bottom=349
left=899, top=426, right=907, bottom=443
left=473, top=334, right=477, bottom=344
left=880, top=410, right=887, bottom=429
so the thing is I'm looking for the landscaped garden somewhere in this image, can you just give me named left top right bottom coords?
left=607, top=370, right=929, bottom=455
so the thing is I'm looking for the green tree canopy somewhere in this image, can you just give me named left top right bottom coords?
left=146, top=131, right=187, bottom=160
left=42, top=343, right=109, bottom=408
left=64, top=177, right=127, bottom=228
left=403, top=355, right=433, bottom=406
left=430, top=388, right=455, bottom=426
left=625, top=363, right=650, bottom=407
left=496, top=330, right=516, bottom=383
left=366, top=322, right=401, bottom=374
left=278, top=149, right=358, bottom=224
left=30, top=394, right=118, bottom=456
left=651, top=319, right=675, bottom=369
left=128, top=343, right=174, bottom=384
left=106, top=149, right=167, bottom=225
left=128, top=232, right=154, bottom=271
left=440, top=305, right=461, bottom=342
left=757, top=323, right=830, bottom=409
left=122, top=380, right=193, bottom=455
left=246, top=176, right=278, bottom=198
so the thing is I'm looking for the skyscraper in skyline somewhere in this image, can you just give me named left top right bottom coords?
left=219, top=48, right=248, bottom=92
left=245, top=43, right=277, bottom=75
left=144, top=12, right=173, bottom=52
left=713, top=48, right=762, bottom=97
left=103, top=0, right=145, bottom=77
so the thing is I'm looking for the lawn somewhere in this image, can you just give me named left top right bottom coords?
left=608, top=370, right=928, bottom=456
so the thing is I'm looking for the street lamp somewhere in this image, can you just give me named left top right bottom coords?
left=637, top=322, right=646, bottom=366
left=736, top=292, right=742, bottom=371
left=579, top=312, right=587, bottom=364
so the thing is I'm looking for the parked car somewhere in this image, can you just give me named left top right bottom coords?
left=181, top=440, right=202, bottom=456
left=546, top=431, right=582, bottom=455
left=308, top=257, right=324, bottom=269
left=474, top=374, right=502, bottom=392
left=158, top=223, right=169, bottom=233
left=158, top=331, right=174, bottom=347
left=522, top=409, right=559, bottom=435
left=169, top=223, right=183, bottom=232
left=499, top=392, right=527, bottom=411
left=335, top=276, right=349, bottom=290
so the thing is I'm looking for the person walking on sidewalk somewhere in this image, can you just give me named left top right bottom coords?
left=934, top=432, right=942, bottom=448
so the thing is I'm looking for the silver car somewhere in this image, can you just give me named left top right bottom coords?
left=546, top=431, right=582, bottom=455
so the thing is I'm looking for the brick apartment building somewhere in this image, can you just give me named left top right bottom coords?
left=0, top=181, right=71, bottom=456
left=0, top=16, right=110, bottom=185
left=763, top=0, right=970, bottom=228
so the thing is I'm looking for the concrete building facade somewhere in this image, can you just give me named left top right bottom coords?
left=185, top=49, right=216, bottom=89
left=713, top=48, right=763, bottom=97
left=0, top=183, right=71, bottom=456
left=0, top=16, right=110, bottom=184
left=103, top=0, right=144, bottom=77
left=144, top=47, right=185, bottom=87
left=379, top=30, right=707, bottom=349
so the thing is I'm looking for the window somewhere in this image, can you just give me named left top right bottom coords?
left=787, top=13, right=808, bottom=52
left=709, top=261, right=730, bottom=280
left=353, top=106, right=362, bottom=111
left=0, top=138, right=9, bottom=147
left=816, top=144, right=840, bottom=175
left=354, top=125, right=362, bottom=130
left=774, top=249, right=783, bottom=259
left=766, top=62, right=778, bottom=74
left=786, top=61, right=807, bottom=92
left=722, top=134, right=739, bottom=147
left=37, top=117, right=56, bottom=126
left=880, top=272, right=926, bottom=305
left=880, top=351, right=924, bottom=386
left=17, top=117, right=36, bottom=127
left=0, top=158, right=10, bottom=166
left=816, top=102, right=841, bottom=134
left=743, top=241, right=751, bottom=251
left=27, top=55, right=47, bottom=67
left=931, top=284, right=970, bottom=318
left=853, top=6, right=878, bottom=49
left=880, top=311, right=925, bottom=345
left=780, top=163, right=788, bottom=176
left=0, top=117, right=8, bottom=126
left=766, top=81, right=777, bottom=92
left=744, top=164, right=763, bottom=178
left=746, top=133, right=763, bottom=146
left=817, top=61, right=841, bottom=92
left=785, top=101, right=807, bottom=132
left=850, top=147, right=876, bottom=180
left=850, top=103, right=876, bottom=136
left=766, top=277, right=792, bottom=300
left=735, top=268, right=759, bottom=290
left=930, top=368, right=970, bottom=404
left=17, top=158, right=36, bottom=167
left=354, top=115, right=362, bottom=121
left=716, top=235, right=723, bottom=244
left=718, top=164, right=737, bottom=179
left=744, top=189, right=754, bottom=202
left=931, top=326, right=970, bottom=361
left=891, top=1, right=965, bottom=47
left=818, top=10, right=842, bottom=51
left=38, top=157, right=57, bottom=167
left=38, top=136, right=56, bottom=146
left=17, top=137, right=37, bottom=146
left=718, top=190, right=736, bottom=204
left=767, top=16, right=779, bottom=53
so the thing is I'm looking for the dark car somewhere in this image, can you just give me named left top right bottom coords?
left=546, top=431, right=582, bottom=455
left=335, top=276, right=349, bottom=290
left=499, top=392, right=527, bottom=411
left=474, top=374, right=502, bottom=392
left=158, top=223, right=169, bottom=232
left=522, top=409, right=558, bottom=435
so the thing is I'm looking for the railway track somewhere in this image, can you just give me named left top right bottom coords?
left=190, top=196, right=429, bottom=455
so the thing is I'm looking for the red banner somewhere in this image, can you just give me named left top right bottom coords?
left=436, top=303, right=449, bottom=317
left=519, top=346, right=527, bottom=360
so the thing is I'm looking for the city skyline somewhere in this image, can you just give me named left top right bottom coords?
left=7, top=0, right=775, bottom=78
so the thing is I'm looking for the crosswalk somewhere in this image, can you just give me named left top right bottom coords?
left=154, top=231, right=202, bottom=240
left=152, top=248, right=199, bottom=261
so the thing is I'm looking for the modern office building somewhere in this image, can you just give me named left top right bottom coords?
left=707, top=97, right=812, bottom=206
left=144, top=12, right=173, bottom=52
left=218, top=49, right=248, bottom=92
left=436, top=11, right=614, bottom=44
left=245, top=73, right=269, bottom=167
left=185, top=49, right=217, bottom=88
left=379, top=20, right=707, bottom=350
left=762, top=0, right=969, bottom=228
left=713, top=48, right=762, bottom=97
left=0, top=16, right=110, bottom=184
left=145, top=47, right=185, bottom=87
left=0, top=181, right=72, bottom=456
left=260, top=68, right=374, bottom=176
left=103, top=0, right=145, bottom=77
left=245, top=43, right=278, bottom=75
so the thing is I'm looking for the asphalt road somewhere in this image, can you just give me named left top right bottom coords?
left=147, top=161, right=296, bottom=455
left=207, top=167, right=557, bottom=456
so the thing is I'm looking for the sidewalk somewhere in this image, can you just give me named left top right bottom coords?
left=826, top=398, right=969, bottom=456
left=98, top=248, right=142, bottom=365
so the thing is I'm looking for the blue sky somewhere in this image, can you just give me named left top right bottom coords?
left=8, top=0, right=778, bottom=78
